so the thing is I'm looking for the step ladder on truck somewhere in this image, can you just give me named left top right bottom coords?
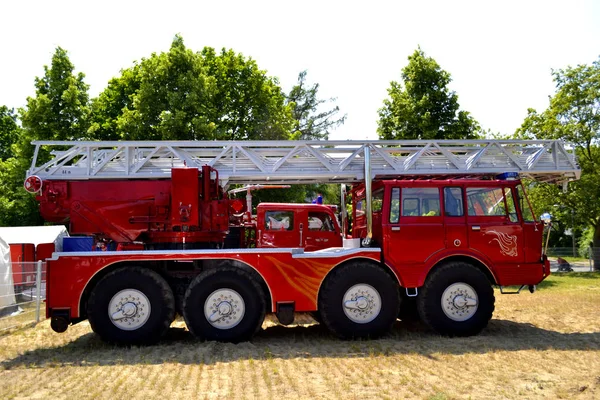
left=24, top=139, right=580, bottom=344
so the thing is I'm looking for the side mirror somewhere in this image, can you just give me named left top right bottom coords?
left=540, top=212, right=552, bottom=225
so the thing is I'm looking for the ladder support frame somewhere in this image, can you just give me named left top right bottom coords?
left=27, top=139, right=581, bottom=185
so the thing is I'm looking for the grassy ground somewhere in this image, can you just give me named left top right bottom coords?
left=0, top=300, right=39, bottom=333
left=1, top=273, right=599, bottom=400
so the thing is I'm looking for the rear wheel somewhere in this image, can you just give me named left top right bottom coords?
left=183, top=268, right=266, bottom=343
left=417, top=262, right=495, bottom=336
left=87, top=267, right=175, bottom=345
left=318, top=262, right=399, bottom=339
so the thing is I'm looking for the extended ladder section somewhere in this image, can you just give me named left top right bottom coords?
left=27, top=139, right=580, bottom=185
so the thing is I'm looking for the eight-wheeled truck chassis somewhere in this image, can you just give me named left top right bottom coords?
left=25, top=140, right=580, bottom=344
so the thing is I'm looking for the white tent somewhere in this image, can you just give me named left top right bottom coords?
left=0, top=235, right=17, bottom=317
left=0, top=225, right=68, bottom=251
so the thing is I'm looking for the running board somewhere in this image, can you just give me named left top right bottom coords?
left=499, top=285, right=536, bottom=294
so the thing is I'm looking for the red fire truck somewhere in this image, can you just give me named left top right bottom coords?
left=24, top=140, right=579, bottom=344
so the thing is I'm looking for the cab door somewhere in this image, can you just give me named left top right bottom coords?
left=305, top=210, right=341, bottom=251
left=443, top=187, right=469, bottom=252
left=466, top=186, right=524, bottom=264
left=383, top=185, right=445, bottom=269
left=259, top=209, right=300, bottom=248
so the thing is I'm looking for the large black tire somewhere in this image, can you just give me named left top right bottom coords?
left=183, top=267, right=266, bottom=343
left=417, top=262, right=495, bottom=337
left=310, top=311, right=323, bottom=324
left=87, top=267, right=175, bottom=345
left=318, top=262, right=399, bottom=339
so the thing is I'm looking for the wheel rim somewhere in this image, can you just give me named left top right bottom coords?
left=108, top=289, right=151, bottom=331
left=441, top=282, right=478, bottom=321
left=204, top=288, right=245, bottom=330
left=342, top=284, right=382, bottom=324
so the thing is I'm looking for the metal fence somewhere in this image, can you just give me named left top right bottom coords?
left=546, top=247, right=599, bottom=272
left=0, top=261, right=46, bottom=333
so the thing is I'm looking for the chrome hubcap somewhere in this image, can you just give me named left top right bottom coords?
left=204, top=289, right=245, bottom=329
left=108, top=289, right=151, bottom=330
left=441, top=282, right=478, bottom=321
left=342, top=284, right=381, bottom=324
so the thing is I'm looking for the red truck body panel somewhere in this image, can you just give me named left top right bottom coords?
left=46, top=248, right=380, bottom=319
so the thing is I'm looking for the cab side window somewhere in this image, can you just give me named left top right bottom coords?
left=402, top=188, right=440, bottom=217
left=504, top=188, right=519, bottom=222
left=265, top=211, right=294, bottom=230
left=308, top=212, right=335, bottom=231
left=390, top=188, right=400, bottom=223
left=466, top=187, right=516, bottom=219
left=444, top=187, right=464, bottom=217
left=372, top=189, right=384, bottom=212
left=355, top=199, right=365, bottom=217
left=517, top=184, right=535, bottom=222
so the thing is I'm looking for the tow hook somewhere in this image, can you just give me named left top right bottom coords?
left=51, top=316, right=69, bottom=333
left=50, top=309, right=71, bottom=333
left=528, top=285, right=536, bottom=293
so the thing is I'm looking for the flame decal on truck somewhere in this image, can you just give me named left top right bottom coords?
left=264, top=255, right=331, bottom=303
left=485, top=230, right=518, bottom=257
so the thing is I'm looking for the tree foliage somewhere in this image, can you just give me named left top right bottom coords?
left=90, top=36, right=294, bottom=141
left=201, top=47, right=293, bottom=140
left=0, top=106, right=20, bottom=161
left=287, top=70, right=346, bottom=140
left=377, top=48, right=480, bottom=140
left=516, top=57, right=600, bottom=269
left=21, top=47, right=90, bottom=145
left=0, top=47, right=90, bottom=227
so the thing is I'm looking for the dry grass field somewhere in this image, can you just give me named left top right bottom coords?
left=1, top=272, right=599, bottom=400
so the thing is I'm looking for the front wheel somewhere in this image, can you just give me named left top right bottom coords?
left=318, top=262, right=399, bottom=339
left=417, top=262, right=495, bottom=336
left=87, top=267, right=175, bottom=345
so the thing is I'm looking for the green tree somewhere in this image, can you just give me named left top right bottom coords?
left=201, top=47, right=293, bottom=140
left=88, top=65, right=142, bottom=141
left=0, top=106, right=20, bottom=160
left=377, top=48, right=480, bottom=140
left=0, top=47, right=89, bottom=227
left=90, top=36, right=294, bottom=141
left=20, top=47, right=90, bottom=149
left=287, top=70, right=346, bottom=140
left=0, top=106, right=39, bottom=226
left=516, top=57, right=600, bottom=270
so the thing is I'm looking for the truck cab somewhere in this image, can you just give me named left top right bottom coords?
left=351, top=178, right=546, bottom=288
left=256, top=203, right=342, bottom=251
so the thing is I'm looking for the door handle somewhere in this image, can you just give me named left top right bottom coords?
left=471, top=225, right=481, bottom=231
left=391, top=227, right=400, bottom=231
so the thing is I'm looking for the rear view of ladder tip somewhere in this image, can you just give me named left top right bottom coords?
left=27, top=139, right=580, bottom=185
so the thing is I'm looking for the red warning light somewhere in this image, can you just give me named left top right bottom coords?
left=230, top=199, right=245, bottom=213
left=24, top=175, right=43, bottom=193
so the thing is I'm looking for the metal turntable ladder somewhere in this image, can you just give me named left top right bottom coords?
left=27, top=139, right=580, bottom=185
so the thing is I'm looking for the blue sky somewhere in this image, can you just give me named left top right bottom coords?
left=1, top=0, right=599, bottom=140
